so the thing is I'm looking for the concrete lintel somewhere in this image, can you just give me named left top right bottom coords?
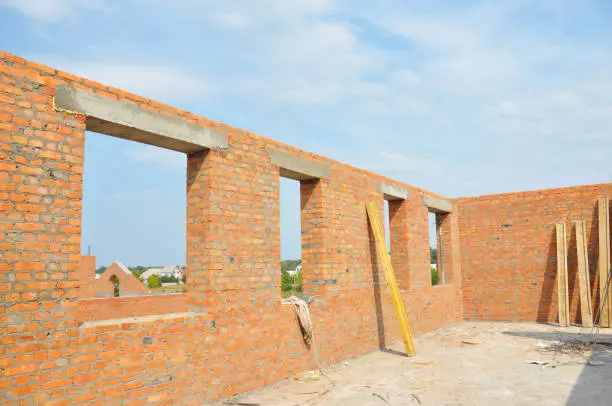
left=266, top=147, right=330, bottom=180
left=79, top=310, right=205, bottom=329
left=423, top=195, right=453, bottom=213
left=54, top=85, right=228, bottom=153
left=379, top=183, right=411, bottom=201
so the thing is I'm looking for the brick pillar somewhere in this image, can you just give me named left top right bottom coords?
left=1, top=62, right=85, bottom=307
left=439, top=212, right=455, bottom=284
left=301, top=178, right=329, bottom=297
left=186, top=141, right=280, bottom=311
left=186, top=149, right=212, bottom=310
left=388, top=199, right=410, bottom=290
left=406, top=198, right=431, bottom=289
left=1, top=55, right=86, bottom=398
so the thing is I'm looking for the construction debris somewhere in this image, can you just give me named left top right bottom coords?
left=536, top=339, right=593, bottom=356
left=282, top=296, right=314, bottom=346
left=525, top=360, right=549, bottom=366
left=410, top=393, right=423, bottom=405
left=372, top=392, right=390, bottom=403
left=295, top=370, right=321, bottom=382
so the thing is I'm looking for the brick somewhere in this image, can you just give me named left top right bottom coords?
left=4, top=363, right=37, bottom=376
left=14, top=262, right=45, bottom=271
left=41, top=377, right=71, bottom=389
left=0, top=122, right=16, bottom=132
left=8, top=384, right=37, bottom=397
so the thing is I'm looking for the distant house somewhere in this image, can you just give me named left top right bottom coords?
left=286, top=264, right=302, bottom=276
left=141, top=265, right=184, bottom=286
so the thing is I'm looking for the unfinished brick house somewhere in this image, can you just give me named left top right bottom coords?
left=93, top=262, right=150, bottom=298
left=1, top=50, right=611, bottom=404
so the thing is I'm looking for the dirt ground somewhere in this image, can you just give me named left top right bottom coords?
left=211, top=322, right=612, bottom=406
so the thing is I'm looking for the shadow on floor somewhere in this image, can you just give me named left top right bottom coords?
left=502, top=330, right=612, bottom=344
left=503, top=329, right=612, bottom=405
left=380, top=347, right=409, bottom=357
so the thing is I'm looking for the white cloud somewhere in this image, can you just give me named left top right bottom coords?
left=485, top=70, right=612, bottom=142
left=233, top=19, right=384, bottom=105
left=364, top=2, right=562, bottom=94
left=391, top=70, right=421, bottom=87
left=215, top=12, right=250, bottom=30
left=159, top=1, right=386, bottom=107
left=30, top=57, right=213, bottom=102
left=0, top=0, right=104, bottom=22
left=125, top=146, right=185, bottom=168
left=64, top=62, right=212, bottom=102
left=377, top=151, right=444, bottom=174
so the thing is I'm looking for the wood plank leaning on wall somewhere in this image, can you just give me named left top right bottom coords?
left=598, top=198, right=611, bottom=328
left=576, top=220, right=593, bottom=328
left=556, top=223, right=570, bottom=327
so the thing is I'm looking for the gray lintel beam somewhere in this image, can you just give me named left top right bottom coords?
left=266, top=147, right=330, bottom=181
left=379, top=183, right=411, bottom=201
left=423, top=195, right=453, bottom=213
left=54, top=85, right=228, bottom=153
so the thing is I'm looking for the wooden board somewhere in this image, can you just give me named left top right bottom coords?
left=576, top=220, right=594, bottom=327
left=366, top=201, right=416, bottom=356
left=598, top=198, right=611, bottom=327
left=556, top=223, right=570, bottom=327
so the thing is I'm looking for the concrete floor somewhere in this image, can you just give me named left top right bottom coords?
left=211, top=322, right=612, bottom=406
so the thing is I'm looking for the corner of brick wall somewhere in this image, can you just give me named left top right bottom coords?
left=457, top=184, right=612, bottom=324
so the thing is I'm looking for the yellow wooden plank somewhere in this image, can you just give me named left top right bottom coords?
left=599, top=198, right=611, bottom=327
left=366, top=201, right=416, bottom=356
left=576, top=220, right=593, bottom=327
left=556, top=223, right=570, bottom=327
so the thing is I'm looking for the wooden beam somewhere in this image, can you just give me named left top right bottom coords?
left=576, top=220, right=594, bottom=327
left=556, top=223, right=570, bottom=327
left=598, top=198, right=611, bottom=327
left=366, top=201, right=416, bottom=356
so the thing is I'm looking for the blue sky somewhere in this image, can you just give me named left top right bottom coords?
left=2, top=0, right=612, bottom=266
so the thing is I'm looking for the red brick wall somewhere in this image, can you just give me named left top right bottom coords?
left=0, top=50, right=463, bottom=404
left=457, top=184, right=612, bottom=324
left=94, top=262, right=150, bottom=297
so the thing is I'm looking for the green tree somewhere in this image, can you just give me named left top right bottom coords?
left=147, top=275, right=162, bottom=289
left=281, top=270, right=303, bottom=297
left=281, top=259, right=301, bottom=272
left=430, top=248, right=437, bottom=264
left=160, top=275, right=178, bottom=283
left=110, top=275, right=120, bottom=297
left=281, top=270, right=293, bottom=292
left=431, top=266, right=439, bottom=286
left=129, top=266, right=148, bottom=278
